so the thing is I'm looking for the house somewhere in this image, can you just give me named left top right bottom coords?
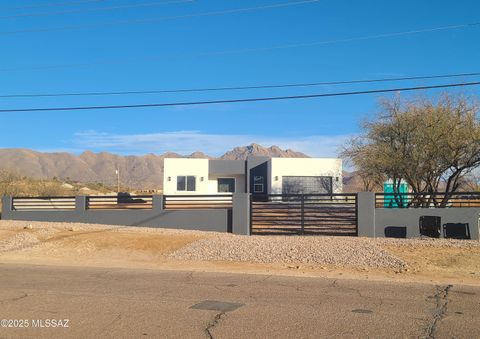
left=163, top=156, right=342, bottom=196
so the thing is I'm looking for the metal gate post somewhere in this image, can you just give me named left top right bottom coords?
left=355, top=193, right=359, bottom=236
left=301, top=194, right=305, bottom=235
left=249, top=194, right=253, bottom=235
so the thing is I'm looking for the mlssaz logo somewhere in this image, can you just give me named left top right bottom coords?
left=32, top=319, right=69, bottom=328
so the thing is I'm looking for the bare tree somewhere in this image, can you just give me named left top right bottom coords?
left=342, top=93, right=480, bottom=206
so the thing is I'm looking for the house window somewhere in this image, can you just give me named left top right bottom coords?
left=282, top=176, right=332, bottom=194
left=253, top=176, right=264, bottom=193
left=177, top=176, right=196, bottom=191
left=218, top=178, right=235, bottom=193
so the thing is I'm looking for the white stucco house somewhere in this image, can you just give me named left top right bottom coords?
left=163, top=156, right=342, bottom=197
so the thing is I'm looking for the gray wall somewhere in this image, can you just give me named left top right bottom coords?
left=3, top=193, right=480, bottom=239
left=357, top=192, right=480, bottom=240
left=209, top=160, right=245, bottom=175
left=375, top=208, right=480, bottom=239
left=357, top=192, right=376, bottom=237
left=232, top=193, right=250, bottom=235
left=1, top=195, right=236, bottom=233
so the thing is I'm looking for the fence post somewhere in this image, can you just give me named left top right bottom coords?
left=301, top=194, right=305, bottom=235
left=75, top=196, right=87, bottom=211
left=152, top=195, right=164, bottom=211
left=357, top=192, right=376, bottom=237
left=232, top=193, right=251, bottom=235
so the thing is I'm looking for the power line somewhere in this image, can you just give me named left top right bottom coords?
left=1, top=81, right=479, bottom=112
left=2, top=21, right=479, bottom=72
left=0, top=0, right=194, bottom=20
left=2, top=72, right=480, bottom=98
left=0, top=0, right=320, bottom=35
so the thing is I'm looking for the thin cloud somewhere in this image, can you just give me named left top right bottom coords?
left=73, top=130, right=353, bottom=157
left=37, top=147, right=87, bottom=154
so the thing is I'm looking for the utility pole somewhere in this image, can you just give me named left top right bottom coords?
left=115, top=168, right=120, bottom=193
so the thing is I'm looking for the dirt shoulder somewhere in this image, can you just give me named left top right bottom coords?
left=0, top=220, right=479, bottom=286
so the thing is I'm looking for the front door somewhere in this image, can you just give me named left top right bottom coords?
left=250, top=162, right=268, bottom=201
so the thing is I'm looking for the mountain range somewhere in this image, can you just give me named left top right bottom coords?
left=0, top=144, right=311, bottom=190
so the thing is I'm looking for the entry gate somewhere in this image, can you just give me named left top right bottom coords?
left=250, top=194, right=357, bottom=236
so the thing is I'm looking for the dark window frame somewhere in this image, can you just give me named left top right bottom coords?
left=217, top=178, right=236, bottom=193
left=253, top=176, right=265, bottom=193
left=177, top=175, right=196, bottom=192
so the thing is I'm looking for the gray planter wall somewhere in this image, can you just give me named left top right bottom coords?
left=357, top=192, right=480, bottom=240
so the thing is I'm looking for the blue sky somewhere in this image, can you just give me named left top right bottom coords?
left=1, top=0, right=479, bottom=157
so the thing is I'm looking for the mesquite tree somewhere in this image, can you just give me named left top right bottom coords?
left=342, top=93, right=480, bottom=206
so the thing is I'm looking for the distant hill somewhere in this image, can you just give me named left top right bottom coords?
left=220, top=143, right=308, bottom=160
left=0, top=144, right=312, bottom=190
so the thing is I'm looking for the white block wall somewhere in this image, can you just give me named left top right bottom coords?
left=164, top=157, right=342, bottom=195
left=163, top=158, right=209, bottom=195
left=163, top=158, right=246, bottom=195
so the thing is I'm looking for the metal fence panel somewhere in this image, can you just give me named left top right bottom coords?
left=375, top=192, right=480, bottom=208
left=163, top=195, right=233, bottom=210
left=12, top=197, right=76, bottom=211
left=86, top=195, right=153, bottom=210
left=250, top=194, right=357, bottom=236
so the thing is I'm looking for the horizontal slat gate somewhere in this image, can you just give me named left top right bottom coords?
left=251, top=194, right=357, bottom=236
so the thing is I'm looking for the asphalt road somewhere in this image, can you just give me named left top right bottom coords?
left=0, top=264, right=478, bottom=338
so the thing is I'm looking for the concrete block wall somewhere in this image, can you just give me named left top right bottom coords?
left=3, top=193, right=479, bottom=239
left=1, top=194, right=240, bottom=234
left=232, top=193, right=250, bottom=235
left=357, top=193, right=480, bottom=240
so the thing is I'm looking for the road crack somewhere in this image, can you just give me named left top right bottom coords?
left=205, top=312, right=225, bottom=339
left=0, top=292, right=29, bottom=304
left=331, top=279, right=364, bottom=298
left=426, top=284, right=452, bottom=338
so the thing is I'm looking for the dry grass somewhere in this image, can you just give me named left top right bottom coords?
left=43, top=229, right=201, bottom=254
left=384, top=244, right=480, bottom=277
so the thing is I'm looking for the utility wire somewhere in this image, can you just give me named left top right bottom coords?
left=1, top=81, right=479, bottom=112
left=0, top=0, right=320, bottom=35
left=1, top=72, right=480, bottom=98
left=2, top=21, right=479, bottom=72
left=0, top=0, right=194, bottom=20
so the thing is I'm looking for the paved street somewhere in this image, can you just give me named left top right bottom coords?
left=0, top=263, right=478, bottom=338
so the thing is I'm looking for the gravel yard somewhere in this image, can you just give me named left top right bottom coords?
left=169, top=234, right=408, bottom=269
left=0, top=220, right=479, bottom=284
left=0, top=232, right=41, bottom=253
